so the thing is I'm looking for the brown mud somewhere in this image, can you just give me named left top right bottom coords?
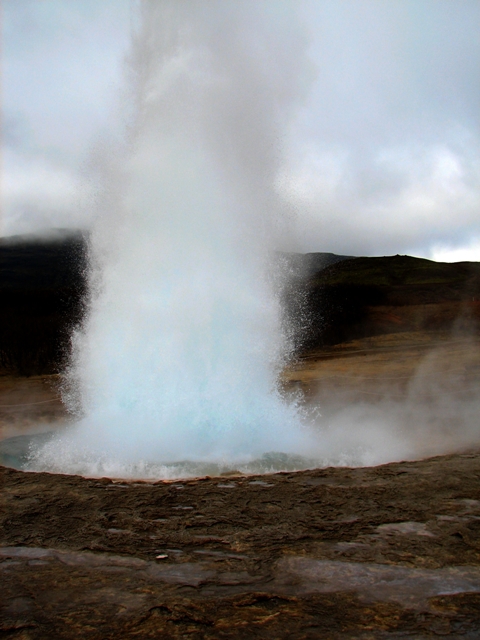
left=0, top=375, right=66, bottom=441
left=282, top=331, right=480, bottom=405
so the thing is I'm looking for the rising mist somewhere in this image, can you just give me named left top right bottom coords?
left=29, top=1, right=480, bottom=479
left=31, top=1, right=316, bottom=477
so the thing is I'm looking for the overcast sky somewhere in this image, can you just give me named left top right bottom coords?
left=2, top=0, right=480, bottom=261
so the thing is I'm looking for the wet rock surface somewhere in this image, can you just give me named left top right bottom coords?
left=2, top=453, right=480, bottom=638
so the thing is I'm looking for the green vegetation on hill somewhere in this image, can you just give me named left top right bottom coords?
left=289, top=255, right=480, bottom=352
left=314, top=255, right=480, bottom=292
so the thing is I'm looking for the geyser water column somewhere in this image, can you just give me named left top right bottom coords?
left=31, top=1, right=315, bottom=477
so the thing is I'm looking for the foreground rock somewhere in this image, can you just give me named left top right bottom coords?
left=2, top=453, right=480, bottom=638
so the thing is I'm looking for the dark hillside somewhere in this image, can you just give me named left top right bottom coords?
left=2, top=235, right=479, bottom=374
left=0, top=231, right=88, bottom=376
left=312, top=255, right=480, bottom=303
left=279, top=251, right=353, bottom=278
left=0, top=236, right=351, bottom=376
left=287, top=254, right=480, bottom=351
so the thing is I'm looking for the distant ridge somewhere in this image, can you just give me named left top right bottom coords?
left=0, top=230, right=87, bottom=375
left=0, top=227, right=87, bottom=246
left=2, top=230, right=480, bottom=374
left=279, top=251, right=354, bottom=279
left=284, top=254, right=480, bottom=352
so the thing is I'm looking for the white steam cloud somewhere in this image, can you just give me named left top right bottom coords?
left=31, top=0, right=316, bottom=477
left=3, top=1, right=480, bottom=259
left=26, top=1, right=480, bottom=478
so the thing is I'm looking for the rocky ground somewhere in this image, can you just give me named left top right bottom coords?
left=282, top=331, right=480, bottom=408
left=2, top=241, right=480, bottom=637
left=2, top=452, right=480, bottom=639
left=2, top=331, right=480, bottom=638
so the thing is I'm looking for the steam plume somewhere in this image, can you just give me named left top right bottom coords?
left=32, top=1, right=314, bottom=477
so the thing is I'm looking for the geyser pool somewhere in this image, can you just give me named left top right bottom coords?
left=29, top=0, right=317, bottom=478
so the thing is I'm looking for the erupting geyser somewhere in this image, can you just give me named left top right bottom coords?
left=31, top=1, right=315, bottom=477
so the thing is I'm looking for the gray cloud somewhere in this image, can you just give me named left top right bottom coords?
left=2, top=0, right=131, bottom=234
left=2, top=0, right=480, bottom=260
left=280, top=0, right=480, bottom=258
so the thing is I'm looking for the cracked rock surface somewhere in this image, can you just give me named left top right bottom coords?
left=2, top=453, right=480, bottom=638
